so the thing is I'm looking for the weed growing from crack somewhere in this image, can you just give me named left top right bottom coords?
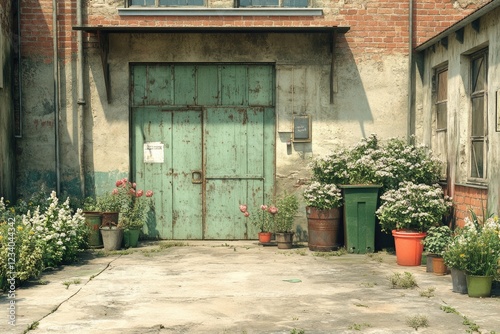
left=420, top=287, right=436, bottom=298
left=388, top=272, right=418, bottom=289
left=348, top=323, right=372, bottom=330
left=312, top=248, right=347, bottom=257
left=62, top=279, right=81, bottom=289
left=290, top=329, right=305, bottom=334
left=463, top=317, right=480, bottom=333
left=440, top=305, right=459, bottom=314
left=406, top=315, right=429, bottom=330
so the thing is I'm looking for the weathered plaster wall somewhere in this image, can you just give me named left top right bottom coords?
left=0, top=0, right=15, bottom=201
left=16, top=0, right=495, bottom=234
left=417, top=6, right=500, bottom=221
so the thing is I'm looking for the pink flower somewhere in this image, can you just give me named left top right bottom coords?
left=129, top=188, right=136, bottom=196
left=244, top=211, right=250, bottom=217
left=239, top=204, right=247, bottom=213
left=260, top=205, right=268, bottom=211
left=136, top=190, right=144, bottom=197
left=132, top=183, right=137, bottom=189
left=145, top=190, right=153, bottom=197
left=112, top=189, right=119, bottom=195
left=268, top=206, right=278, bottom=215
left=115, top=180, right=123, bottom=187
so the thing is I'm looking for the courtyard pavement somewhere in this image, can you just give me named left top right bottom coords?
left=1, top=240, right=500, bottom=334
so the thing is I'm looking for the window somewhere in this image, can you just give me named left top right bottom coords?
left=129, top=0, right=204, bottom=6
left=239, top=0, right=308, bottom=7
left=434, top=65, right=448, bottom=178
left=469, top=49, right=488, bottom=180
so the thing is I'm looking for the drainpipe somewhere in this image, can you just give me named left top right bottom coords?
left=77, top=0, right=86, bottom=197
left=53, top=0, right=61, bottom=195
left=407, top=0, right=415, bottom=143
left=15, top=0, right=22, bottom=139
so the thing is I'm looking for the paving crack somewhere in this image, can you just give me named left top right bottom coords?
left=23, top=255, right=122, bottom=333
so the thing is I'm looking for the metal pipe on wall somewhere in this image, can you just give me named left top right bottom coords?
left=77, top=0, right=86, bottom=197
left=52, top=0, right=61, bottom=195
left=407, top=0, right=415, bottom=143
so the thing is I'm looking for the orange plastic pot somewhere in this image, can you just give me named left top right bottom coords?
left=392, top=230, right=427, bottom=266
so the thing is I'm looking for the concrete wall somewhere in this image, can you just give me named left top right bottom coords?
left=0, top=0, right=15, bottom=201
left=15, top=0, right=495, bottom=230
left=417, top=6, right=500, bottom=223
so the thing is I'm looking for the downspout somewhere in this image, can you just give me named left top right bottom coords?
left=407, top=0, right=415, bottom=143
left=53, top=0, right=61, bottom=195
left=15, top=0, right=22, bottom=139
left=77, top=0, right=86, bottom=197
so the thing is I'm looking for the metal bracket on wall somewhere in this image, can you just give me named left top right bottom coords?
left=98, top=31, right=111, bottom=103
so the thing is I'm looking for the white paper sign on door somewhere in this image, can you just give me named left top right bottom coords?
left=144, top=142, right=164, bottom=163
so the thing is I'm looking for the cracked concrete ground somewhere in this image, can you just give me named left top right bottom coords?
left=1, top=240, right=500, bottom=334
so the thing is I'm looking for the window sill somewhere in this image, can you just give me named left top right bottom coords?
left=118, top=7, right=323, bottom=16
left=455, top=182, right=488, bottom=190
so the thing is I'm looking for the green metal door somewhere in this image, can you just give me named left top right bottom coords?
left=131, top=64, right=275, bottom=239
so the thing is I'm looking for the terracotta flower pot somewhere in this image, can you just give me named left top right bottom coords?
left=432, top=256, right=448, bottom=275
left=258, top=232, right=272, bottom=244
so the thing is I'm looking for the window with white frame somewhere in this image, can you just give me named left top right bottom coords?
left=434, top=65, right=448, bottom=179
left=469, top=49, right=488, bottom=180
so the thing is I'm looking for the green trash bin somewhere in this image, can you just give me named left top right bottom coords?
left=340, top=185, right=381, bottom=254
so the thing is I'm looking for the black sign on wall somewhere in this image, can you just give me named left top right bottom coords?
left=292, top=115, right=311, bottom=142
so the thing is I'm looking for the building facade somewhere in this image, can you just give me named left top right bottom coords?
left=10, top=0, right=496, bottom=239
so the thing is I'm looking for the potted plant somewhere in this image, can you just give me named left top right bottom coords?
left=274, top=193, right=299, bottom=249
left=303, top=182, right=343, bottom=251
left=454, top=214, right=500, bottom=297
left=110, top=178, right=154, bottom=248
left=443, top=227, right=469, bottom=294
left=81, top=197, right=103, bottom=248
left=239, top=203, right=277, bottom=244
left=422, top=225, right=452, bottom=275
left=376, top=181, right=452, bottom=266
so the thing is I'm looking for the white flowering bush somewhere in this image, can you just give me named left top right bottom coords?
left=309, top=135, right=442, bottom=192
left=376, top=182, right=452, bottom=233
left=444, top=215, right=500, bottom=276
left=23, top=191, right=88, bottom=267
left=303, top=182, right=343, bottom=210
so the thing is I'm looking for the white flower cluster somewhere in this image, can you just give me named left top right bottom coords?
left=22, top=191, right=87, bottom=267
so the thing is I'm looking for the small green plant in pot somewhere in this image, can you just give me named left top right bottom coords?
left=422, top=225, right=452, bottom=256
left=274, top=193, right=299, bottom=249
left=422, top=225, right=452, bottom=275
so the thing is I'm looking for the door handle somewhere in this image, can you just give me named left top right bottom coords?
left=192, top=170, right=203, bottom=184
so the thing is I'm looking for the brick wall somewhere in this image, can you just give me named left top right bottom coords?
left=21, top=0, right=495, bottom=61
left=452, top=184, right=488, bottom=228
